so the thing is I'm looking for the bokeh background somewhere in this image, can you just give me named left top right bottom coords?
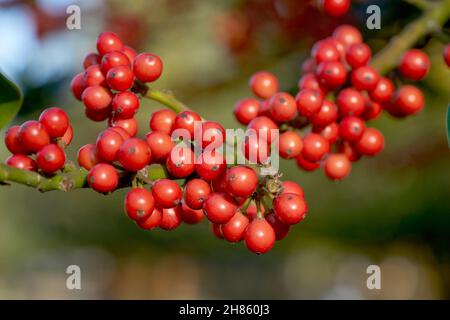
left=0, top=0, right=449, bottom=299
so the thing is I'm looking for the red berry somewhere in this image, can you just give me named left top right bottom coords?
left=172, top=111, right=202, bottom=139
left=346, top=43, right=371, bottom=68
left=124, top=187, right=155, bottom=221
left=159, top=205, right=183, bottom=230
left=96, top=129, right=124, bottom=162
left=337, top=88, right=365, bottom=117
left=338, top=141, right=361, bottom=162
left=245, top=202, right=265, bottom=221
left=85, top=107, right=112, bottom=122
left=362, top=99, right=383, bottom=121
left=82, top=86, right=113, bottom=111
left=316, top=61, right=348, bottom=89
left=149, top=109, right=177, bottom=135
left=355, top=127, right=384, bottom=156
left=339, top=116, right=365, bottom=142
left=324, top=153, right=351, bottom=180
left=195, top=152, right=227, bottom=181
left=181, top=202, right=204, bottom=224
left=278, top=131, right=303, bottom=159
left=280, top=181, right=304, bottom=198
left=244, top=218, right=275, bottom=254
left=225, top=165, right=258, bottom=198
left=87, top=163, right=119, bottom=193
left=302, top=57, right=316, bottom=73
left=211, top=223, right=224, bottom=239
left=145, top=131, right=174, bottom=163
left=242, top=133, right=270, bottom=164
left=137, top=208, right=162, bottom=230
left=77, top=144, right=102, bottom=170
left=5, top=154, right=37, bottom=171
left=203, top=192, right=237, bottom=224
left=444, top=44, right=450, bottom=67
left=247, top=116, right=278, bottom=144
left=60, top=124, right=73, bottom=147
left=393, top=85, right=425, bottom=115
left=296, top=89, right=323, bottom=117
left=36, top=144, right=66, bottom=174
left=39, top=107, right=69, bottom=139
left=269, top=92, right=297, bottom=122
left=309, top=99, right=338, bottom=126
left=152, top=179, right=182, bottom=208
left=5, top=125, right=29, bottom=154
left=313, top=122, right=340, bottom=144
left=109, top=117, right=138, bottom=137
left=118, top=138, right=151, bottom=171
left=106, top=65, right=134, bottom=91
left=301, top=133, right=330, bottom=162
left=195, top=121, right=226, bottom=149
left=296, top=153, right=320, bottom=171
left=100, top=50, right=130, bottom=74
left=249, top=71, right=279, bottom=99
left=312, top=40, right=340, bottom=64
left=266, top=212, right=290, bottom=241
left=96, top=31, right=123, bottom=56
left=321, top=0, right=350, bottom=17
left=234, top=98, right=260, bottom=125
left=221, top=211, right=249, bottom=243
left=122, top=46, right=137, bottom=63
left=166, top=146, right=195, bottom=178
left=273, top=193, right=307, bottom=225
left=369, top=77, right=394, bottom=103
left=70, top=73, right=86, bottom=101
left=19, top=120, right=50, bottom=153
left=399, top=49, right=430, bottom=81
left=184, top=179, right=211, bottom=210
left=351, top=66, right=380, bottom=91
left=83, top=65, right=106, bottom=87
left=133, top=53, right=163, bottom=83
left=298, top=73, right=326, bottom=94
left=83, top=52, right=101, bottom=69
left=332, top=25, right=362, bottom=48
left=112, top=91, right=139, bottom=119
left=110, top=127, right=131, bottom=140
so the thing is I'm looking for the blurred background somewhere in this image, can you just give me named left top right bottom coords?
left=0, top=0, right=449, bottom=299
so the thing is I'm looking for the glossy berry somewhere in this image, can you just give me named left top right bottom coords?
left=5, top=125, right=29, bottom=154
left=110, top=127, right=131, bottom=140
left=159, top=206, right=183, bottom=230
left=399, top=49, right=430, bottom=81
left=269, top=92, right=297, bottom=122
left=338, top=141, right=361, bottom=162
left=203, top=192, right=237, bottom=224
left=166, top=146, right=195, bottom=178
left=112, top=91, right=139, bottom=119
left=298, top=73, right=326, bottom=94
left=82, top=86, right=113, bottom=111
left=296, top=89, right=323, bottom=117
left=278, top=131, right=303, bottom=159
left=149, top=109, right=177, bottom=135
left=70, top=73, right=86, bottom=101
left=122, top=46, right=137, bottom=63
left=184, top=179, right=211, bottom=210
left=145, top=131, right=174, bottom=163
left=172, top=111, right=202, bottom=139
left=195, top=121, right=226, bottom=149
left=362, top=99, right=383, bottom=121
left=96, top=31, right=124, bottom=56
left=313, top=122, right=340, bottom=144
left=83, top=52, right=101, bottom=69
left=337, top=88, right=365, bottom=117
left=195, top=152, right=227, bottom=181
left=5, top=154, right=37, bottom=171
left=60, top=124, right=73, bottom=147
left=242, top=133, right=270, bottom=164
left=393, top=85, right=425, bottom=115
left=266, top=212, right=290, bottom=241
left=273, top=193, right=307, bottom=225
left=332, top=25, right=363, bottom=48
left=324, top=154, right=351, bottom=180
left=234, top=98, right=260, bottom=125
left=225, top=165, right=258, bottom=198
left=312, top=40, right=340, bottom=64
left=351, top=66, right=380, bottom=91
left=77, top=144, right=102, bottom=170
left=36, top=144, right=66, bottom=174
left=109, top=117, right=138, bottom=137
left=369, top=77, right=394, bottom=103
left=249, top=71, right=279, bottom=99
left=96, top=129, right=124, bottom=162
left=118, top=138, right=151, bottom=171
left=87, top=163, right=119, bottom=193
left=124, top=188, right=155, bottom=221
left=100, top=51, right=130, bottom=74
left=321, top=0, right=351, bottom=17
left=356, top=128, right=384, bottom=156
left=280, top=181, right=304, bottom=198
left=346, top=43, right=371, bottom=68
left=83, top=65, right=106, bottom=87
left=244, top=219, right=276, bottom=254
left=137, top=208, right=162, bottom=230
left=339, top=116, right=365, bottom=142
left=221, top=211, right=249, bottom=243
left=19, top=120, right=50, bottom=153
left=181, top=202, right=204, bottom=224
left=316, top=61, right=348, bottom=89
left=106, top=66, right=134, bottom=91
left=247, top=116, right=278, bottom=144
left=133, top=53, right=163, bottom=83
left=296, top=153, right=320, bottom=171
left=301, top=133, right=330, bottom=162
left=152, top=179, right=182, bottom=208
left=39, top=107, right=69, bottom=139
left=211, top=223, right=224, bottom=239
left=309, top=99, right=338, bottom=126
left=85, top=107, right=112, bottom=122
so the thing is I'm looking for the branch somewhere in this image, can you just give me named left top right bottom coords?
left=145, top=87, right=190, bottom=113
left=372, top=0, right=450, bottom=75
left=402, top=0, right=431, bottom=11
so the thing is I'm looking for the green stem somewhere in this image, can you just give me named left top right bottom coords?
left=144, top=87, right=189, bottom=113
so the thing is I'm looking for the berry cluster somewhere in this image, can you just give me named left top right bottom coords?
left=4, top=108, right=72, bottom=174
left=234, top=25, right=429, bottom=181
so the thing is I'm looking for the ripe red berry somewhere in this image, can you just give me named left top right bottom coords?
left=19, top=120, right=50, bottom=153
left=339, top=116, right=365, bottom=142
left=109, top=117, right=138, bottom=137
left=149, top=109, right=177, bottom=135
left=195, top=121, right=226, bottom=149
left=338, top=140, right=361, bottom=162
left=36, top=144, right=66, bottom=174
left=106, top=65, right=134, bottom=91
left=249, top=71, right=279, bottom=99
left=337, top=88, right=365, bottom=117
left=181, top=202, right=204, bottom=224
left=309, top=99, right=338, bottom=126
left=399, top=49, right=430, bottom=81
left=324, top=153, right=351, bottom=180
left=83, top=52, right=101, bottom=69
left=444, top=44, right=450, bottom=67
left=195, top=152, right=227, bottom=181
left=362, top=99, right=383, bottom=121
left=296, top=88, right=323, bottom=117
left=110, top=127, right=131, bottom=140
left=351, top=66, right=380, bottom=91
left=145, top=131, right=174, bottom=163
left=100, top=50, right=130, bottom=74
left=332, top=25, right=362, bottom=48
left=82, top=86, right=113, bottom=111
left=311, top=40, right=340, bottom=64
left=118, top=138, right=151, bottom=171
left=122, top=46, right=137, bottom=63
left=225, top=165, right=258, bottom=198
left=301, top=133, right=330, bottom=162
left=302, top=57, right=316, bottom=73
left=355, top=127, right=384, bottom=156
left=87, top=163, right=119, bottom=193
left=234, top=98, right=260, bottom=125
left=369, top=77, right=394, bottom=103
left=85, top=106, right=112, bottom=122
left=166, top=146, right=195, bottom=178
left=5, top=125, right=29, bottom=154
left=77, top=144, right=102, bottom=170
left=172, top=111, right=202, bottom=139
left=221, top=211, right=249, bottom=243
left=152, top=179, right=182, bottom=208
left=96, top=129, right=124, bottom=162
left=211, top=223, right=224, bottom=239
left=159, top=205, right=183, bottom=230
left=296, top=153, right=320, bottom=171
left=266, top=212, right=290, bottom=241
left=298, top=73, right=326, bottom=94
left=203, top=192, right=237, bottom=224
left=39, top=107, right=69, bottom=139
left=60, top=124, right=73, bottom=147
left=316, top=61, right=348, bottom=89
left=124, top=188, right=155, bottom=221
left=83, top=65, right=106, bottom=87
left=269, top=92, right=297, bottom=122
left=133, top=53, right=163, bottom=83
left=137, top=208, right=162, bottom=230
left=96, top=31, right=124, bottom=56
left=280, top=181, right=304, bottom=198
left=247, top=116, right=278, bottom=144
left=244, top=218, right=276, bottom=254
left=278, top=131, right=303, bottom=159
left=112, top=91, right=139, bottom=119
left=184, top=179, right=211, bottom=210
left=242, top=133, right=270, bottom=164
left=393, top=85, right=425, bottom=115
left=346, top=43, right=371, bottom=68
left=273, top=193, right=307, bottom=225
left=313, top=122, right=340, bottom=144
left=321, top=0, right=351, bottom=17
left=70, top=73, right=86, bottom=101
left=5, top=154, right=37, bottom=171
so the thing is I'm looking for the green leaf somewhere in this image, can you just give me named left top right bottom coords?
left=0, top=71, right=23, bottom=130
left=447, top=104, right=450, bottom=148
